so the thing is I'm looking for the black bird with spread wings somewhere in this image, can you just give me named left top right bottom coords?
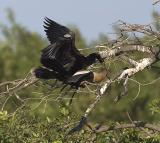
left=35, top=17, right=104, bottom=87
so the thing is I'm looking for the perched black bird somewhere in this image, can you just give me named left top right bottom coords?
left=34, top=18, right=108, bottom=135
left=35, top=17, right=104, bottom=83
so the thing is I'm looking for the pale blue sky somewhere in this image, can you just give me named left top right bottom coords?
left=0, top=0, right=159, bottom=42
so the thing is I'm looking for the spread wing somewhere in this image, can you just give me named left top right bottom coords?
left=41, top=42, right=84, bottom=74
left=40, top=43, right=72, bottom=75
left=44, top=17, right=71, bottom=44
left=41, top=18, right=85, bottom=75
left=43, top=17, right=81, bottom=56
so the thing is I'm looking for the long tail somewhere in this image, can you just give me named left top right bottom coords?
left=34, top=67, right=62, bottom=80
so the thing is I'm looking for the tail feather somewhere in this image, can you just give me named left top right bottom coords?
left=34, top=67, right=63, bottom=80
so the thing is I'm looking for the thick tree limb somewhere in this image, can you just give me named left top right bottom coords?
left=95, top=121, right=160, bottom=133
left=118, top=57, right=157, bottom=79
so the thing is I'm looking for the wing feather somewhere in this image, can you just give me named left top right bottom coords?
left=41, top=18, right=86, bottom=75
left=44, top=17, right=71, bottom=43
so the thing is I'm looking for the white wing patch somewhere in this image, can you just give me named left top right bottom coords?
left=64, top=33, right=71, bottom=38
left=73, top=70, right=91, bottom=76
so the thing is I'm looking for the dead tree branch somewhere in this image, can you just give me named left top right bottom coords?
left=153, top=0, right=160, bottom=5
left=95, top=121, right=160, bottom=133
left=118, top=21, right=160, bottom=40
left=99, top=45, right=158, bottom=59
left=0, top=68, right=38, bottom=96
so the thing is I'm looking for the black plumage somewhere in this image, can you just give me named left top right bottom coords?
left=35, top=17, right=105, bottom=88
left=35, top=68, right=107, bottom=89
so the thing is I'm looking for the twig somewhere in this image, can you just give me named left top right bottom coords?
left=153, top=0, right=160, bottom=5
left=0, top=69, right=39, bottom=96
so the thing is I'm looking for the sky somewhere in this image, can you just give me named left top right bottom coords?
left=0, top=0, right=159, bottom=42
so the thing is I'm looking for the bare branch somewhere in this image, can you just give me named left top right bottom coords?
left=118, top=57, right=156, bottom=79
left=153, top=0, right=160, bottom=5
left=95, top=121, right=160, bottom=133
left=118, top=21, right=160, bottom=39
left=99, top=45, right=155, bottom=59
left=0, top=69, right=38, bottom=96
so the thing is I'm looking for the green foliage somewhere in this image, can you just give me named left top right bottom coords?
left=0, top=9, right=46, bottom=80
left=0, top=109, right=159, bottom=143
left=149, top=99, right=160, bottom=115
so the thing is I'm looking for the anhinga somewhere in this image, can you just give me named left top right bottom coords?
left=35, top=17, right=105, bottom=87
left=34, top=18, right=109, bottom=135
